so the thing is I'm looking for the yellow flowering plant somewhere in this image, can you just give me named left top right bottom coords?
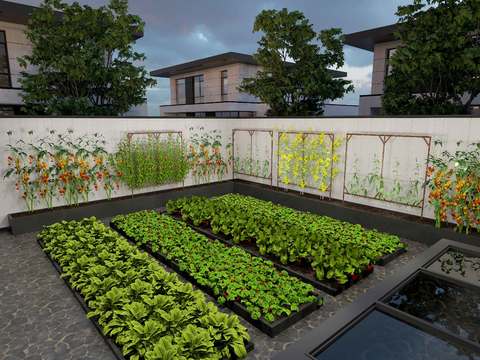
left=278, top=132, right=342, bottom=194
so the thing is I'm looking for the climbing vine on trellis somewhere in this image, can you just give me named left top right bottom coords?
left=278, top=132, right=341, bottom=193
left=187, top=127, right=232, bottom=184
left=233, top=129, right=273, bottom=181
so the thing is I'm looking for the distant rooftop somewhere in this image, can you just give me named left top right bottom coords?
left=151, top=52, right=347, bottom=78
left=0, top=0, right=46, bottom=25
left=0, top=0, right=143, bottom=39
left=344, top=24, right=398, bottom=51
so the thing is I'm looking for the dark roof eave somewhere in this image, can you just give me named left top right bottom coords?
left=0, top=0, right=62, bottom=25
left=151, top=52, right=348, bottom=78
left=150, top=52, right=257, bottom=77
left=0, top=0, right=143, bottom=40
left=344, top=24, right=399, bottom=51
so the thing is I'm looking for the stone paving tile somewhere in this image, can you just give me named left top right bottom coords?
left=0, top=226, right=427, bottom=360
left=0, top=230, right=116, bottom=360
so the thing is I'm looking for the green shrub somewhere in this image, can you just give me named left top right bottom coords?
left=38, top=217, right=249, bottom=360
left=112, top=211, right=319, bottom=323
left=113, top=135, right=190, bottom=189
left=167, top=194, right=406, bottom=284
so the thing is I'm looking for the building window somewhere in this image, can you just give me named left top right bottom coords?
left=176, top=78, right=186, bottom=104
left=385, top=48, right=397, bottom=76
left=0, top=31, right=11, bottom=88
left=221, top=70, right=228, bottom=101
left=0, top=105, right=15, bottom=115
left=194, top=75, right=204, bottom=103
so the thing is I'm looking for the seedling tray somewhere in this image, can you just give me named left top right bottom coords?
left=37, top=238, right=254, bottom=358
left=166, top=212, right=373, bottom=296
left=110, top=221, right=322, bottom=337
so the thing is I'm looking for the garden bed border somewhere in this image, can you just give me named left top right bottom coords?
left=110, top=221, right=322, bottom=337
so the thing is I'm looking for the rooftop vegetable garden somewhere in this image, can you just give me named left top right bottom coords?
left=38, top=217, right=250, bottom=360
left=5, top=119, right=480, bottom=360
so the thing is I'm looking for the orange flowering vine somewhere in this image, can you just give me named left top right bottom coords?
left=426, top=140, right=480, bottom=233
left=4, top=130, right=120, bottom=211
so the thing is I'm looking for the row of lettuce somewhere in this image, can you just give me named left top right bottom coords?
left=39, top=218, right=250, bottom=360
left=166, top=194, right=406, bottom=284
left=111, top=211, right=319, bottom=323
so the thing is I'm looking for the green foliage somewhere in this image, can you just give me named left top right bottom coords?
left=167, top=195, right=405, bottom=284
left=347, top=156, right=423, bottom=207
left=112, top=211, right=319, bottom=322
left=187, top=127, right=232, bottom=184
left=427, top=140, right=480, bottom=233
left=113, top=135, right=190, bottom=190
left=18, top=0, right=156, bottom=115
left=38, top=217, right=249, bottom=359
left=383, top=0, right=480, bottom=115
left=4, top=130, right=120, bottom=211
left=234, top=157, right=270, bottom=178
left=239, top=8, right=353, bottom=116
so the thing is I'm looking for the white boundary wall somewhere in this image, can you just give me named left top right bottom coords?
left=1, top=116, right=478, bottom=228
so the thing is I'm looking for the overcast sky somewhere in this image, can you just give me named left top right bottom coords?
left=12, top=0, right=411, bottom=115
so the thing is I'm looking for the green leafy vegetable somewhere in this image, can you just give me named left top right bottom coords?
left=167, top=194, right=406, bottom=284
left=38, top=217, right=249, bottom=360
left=112, top=211, right=319, bottom=323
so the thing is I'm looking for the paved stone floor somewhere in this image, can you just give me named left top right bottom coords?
left=0, top=225, right=427, bottom=360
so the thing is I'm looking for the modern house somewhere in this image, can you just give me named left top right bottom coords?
left=151, top=52, right=358, bottom=117
left=0, top=0, right=147, bottom=116
left=0, top=0, right=36, bottom=115
left=345, top=24, right=480, bottom=116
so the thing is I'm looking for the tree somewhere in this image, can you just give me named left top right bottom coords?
left=383, top=0, right=480, bottom=115
left=19, top=0, right=156, bottom=116
left=239, top=8, right=353, bottom=116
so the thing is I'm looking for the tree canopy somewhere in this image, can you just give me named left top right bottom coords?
left=19, top=0, right=156, bottom=116
left=239, top=8, right=353, bottom=116
left=383, top=0, right=480, bottom=115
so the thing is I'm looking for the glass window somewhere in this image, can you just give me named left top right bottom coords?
left=314, top=310, right=480, bottom=360
left=0, top=105, right=14, bottom=115
left=176, top=78, right=185, bottom=105
left=386, top=48, right=397, bottom=76
left=194, top=75, right=204, bottom=103
left=239, top=111, right=255, bottom=118
left=0, top=30, right=11, bottom=88
left=385, top=272, right=480, bottom=344
left=221, top=70, right=228, bottom=101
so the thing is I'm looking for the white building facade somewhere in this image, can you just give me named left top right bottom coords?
left=151, top=52, right=358, bottom=117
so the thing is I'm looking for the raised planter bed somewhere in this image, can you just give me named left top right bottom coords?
left=110, top=221, right=322, bottom=337
left=8, top=180, right=234, bottom=235
left=167, top=212, right=375, bottom=296
left=38, top=237, right=254, bottom=359
left=233, top=180, right=480, bottom=247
